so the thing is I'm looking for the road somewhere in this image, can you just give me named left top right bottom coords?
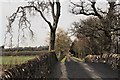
left=49, top=57, right=119, bottom=80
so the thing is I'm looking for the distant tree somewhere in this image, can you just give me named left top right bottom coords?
left=70, top=36, right=90, bottom=58
left=55, top=28, right=72, bottom=53
left=4, top=0, right=61, bottom=51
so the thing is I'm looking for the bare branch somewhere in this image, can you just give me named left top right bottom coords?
left=70, top=0, right=103, bottom=19
left=115, top=3, right=120, bottom=6
left=97, top=8, right=107, bottom=14
left=55, top=0, right=61, bottom=24
left=49, top=0, right=55, bottom=19
left=90, top=1, right=102, bottom=19
left=23, top=5, right=52, bottom=29
left=4, top=6, right=34, bottom=47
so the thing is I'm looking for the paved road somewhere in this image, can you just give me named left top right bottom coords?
left=49, top=57, right=119, bottom=80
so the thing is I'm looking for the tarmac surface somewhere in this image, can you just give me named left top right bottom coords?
left=49, top=57, right=119, bottom=80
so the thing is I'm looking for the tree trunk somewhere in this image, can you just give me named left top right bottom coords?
left=49, top=29, right=56, bottom=51
left=48, top=0, right=60, bottom=51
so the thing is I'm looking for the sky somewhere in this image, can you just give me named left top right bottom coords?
left=0, top=0, right=108, bottom=47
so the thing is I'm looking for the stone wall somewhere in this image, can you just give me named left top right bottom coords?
left=1, top=52, right=58, bottom=79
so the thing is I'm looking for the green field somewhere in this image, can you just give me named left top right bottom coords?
left=0, top=56, right=37, bottom=69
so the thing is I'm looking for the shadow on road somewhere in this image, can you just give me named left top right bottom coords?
left=65, top=58, right=94, bottom=80
left=49, top=62, right=62, bottom=78
left=86, top=62, right=119, bottom=80
left=49, top=57, right=119, bottom=80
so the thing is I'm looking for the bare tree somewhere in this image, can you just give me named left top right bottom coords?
left=4, top=0, right=61, bottom=50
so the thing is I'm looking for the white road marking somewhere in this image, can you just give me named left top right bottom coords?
left=83, top=63, right=103, bottom=80
left=60, top=63, right=69, bottom=80
left=84, top=67, right=94, bottom=72
left=72, top=58, right=103, bottom=79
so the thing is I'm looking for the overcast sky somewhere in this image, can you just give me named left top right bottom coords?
left=0, top=0, right=108, bottom=47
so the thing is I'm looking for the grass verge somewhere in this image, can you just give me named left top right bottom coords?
left=61, top=56, right=67, bottom=63
left=72, top=57, right=85, bottom=62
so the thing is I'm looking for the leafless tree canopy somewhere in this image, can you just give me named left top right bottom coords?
left=4, top=0, right=61, bottom=50
left=69, top=0, right=120, bottom=18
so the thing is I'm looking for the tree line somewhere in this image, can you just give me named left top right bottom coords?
left=1, top=46, right=49, bottom=52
